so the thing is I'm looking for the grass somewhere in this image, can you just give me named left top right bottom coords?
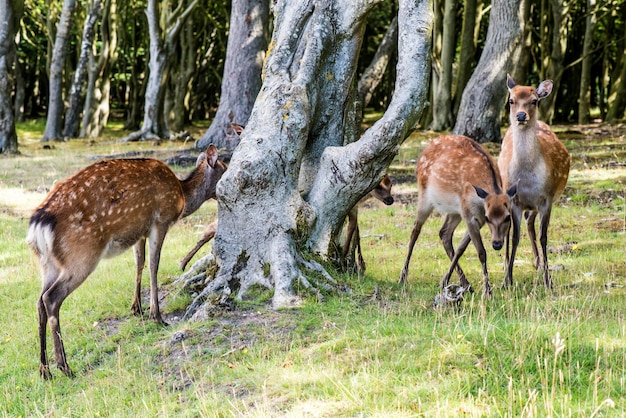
left=1, top=121, right=625, bottom=416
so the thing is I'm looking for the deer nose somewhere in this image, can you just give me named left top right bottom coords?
left=516, top=112, right=527, bottom=122
left=383, top=197, right=394, bottom=205
left=492, top=240, right=503, bottom=251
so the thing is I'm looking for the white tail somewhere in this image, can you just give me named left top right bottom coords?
left=498, top=74, right=570, bottom=288
left=343, top=175, right=394, bottom=274
left=399, top=135, right=517, bottom=296
left=27, top=145, right=227, bottom=379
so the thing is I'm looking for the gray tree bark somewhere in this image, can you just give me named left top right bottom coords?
left=452, top=0, right=523, bottom=143
left=123, top=0, right=198, bottom=142
left=42, top=0, right=77, bottom=142
left=0, top=0, right=22, bottom=153
left=63, top=0, right=103, bottom=138
left=195, top=0, right=270, bottom=151
left=452, top=0, right=478, bottom=116
left=179, top=0, right=432, bottom=319
left=81, top=0, right=117, bottom=138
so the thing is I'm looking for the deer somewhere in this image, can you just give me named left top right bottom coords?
left=399, top=135, right=517, bottom=296
left=342, top=175, right=394, bottom=274
left=27, top=145, right=227, bottom=379
left=498, top=74, right=570, bottom=288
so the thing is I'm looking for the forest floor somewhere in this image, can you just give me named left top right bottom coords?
left=1, top=121, right=626, bottom=416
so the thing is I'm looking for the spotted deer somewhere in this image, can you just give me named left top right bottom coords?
left=399, top=135, right=517, bottom=296
left=342, top=175, right=394, bottom=274
left=498, top=75, right=570, bottom=288
left=27, top=145, right=227, bottom=379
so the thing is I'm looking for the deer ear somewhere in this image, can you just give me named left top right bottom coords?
left=506, top=74, right=516, bottom=91
left=205, top=144, right=218, bottom=168
left=506, top=183, right=518, bottom=199
left=473, top=185, right=489, bottom=199
left=536, top=80, right=553, bottom=99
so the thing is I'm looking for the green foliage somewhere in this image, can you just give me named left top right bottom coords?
left=1, top=125, right=626, bottom=416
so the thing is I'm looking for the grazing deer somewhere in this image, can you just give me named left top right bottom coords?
left=399, top=135, right=517, bottom=296
left=498, top=75, right=570, bottom=288
left=342, top=175, right=394, bottom=274
left=27, top=145, right=226, bottom=379
left=179, top=123, right=243, bottom=271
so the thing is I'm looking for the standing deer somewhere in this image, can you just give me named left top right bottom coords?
left=27, top=145, right=226, bottom=379
left=399, top=135, right=517, bottom=296
left=498, top=75, right=570, bottom=288
left=342, top=175, right=394, bottom=274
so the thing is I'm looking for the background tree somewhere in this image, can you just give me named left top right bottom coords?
left=124, top=0, right=199, bottom=142
left=195, top=0, right=270, bottom=151
left=180, top=0, right=432, bottom=318
left=63, top=0, right=103, bottom=138
left=430, top=0, right=456, bottom=130
left=41, top=0, right=77, bottom=142
left=453, top=0, right=523, bottom=142
left=0, top=0, right=23, bottom=153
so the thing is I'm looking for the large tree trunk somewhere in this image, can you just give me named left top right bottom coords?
left=41, top=0, right=77, bottom=142
left=123, top=0, right=198, bottom=142
left=195, top=0, right=269, bottom=151
left=0, top=0, right=22, bottom=154
left=430, top=0, right=455, bottom=130
left=452, top=0, right=523, bottom=143
left=180, top=0, right=432, bottom=319
left=577, top=0, right=595, bottom=124
left=63, top=0, right=103, bottom=138
left=165, top=22, right=196, bottom=133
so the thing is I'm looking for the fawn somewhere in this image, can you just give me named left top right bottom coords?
left=342, top=175, right=394, bottom=274
left=399, top=135, right=517, bottom=296
left=498, top=75, right=570, bottom=288
left=27, top=145, right=226, bottom=379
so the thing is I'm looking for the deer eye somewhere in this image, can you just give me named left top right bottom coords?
left=508, top=99, right=514, bottom=105
left=531, top=99, right=538, bottom=105
left=485, top=216, right=491, bottom=223
left=505, top=215, right=511, bottom=223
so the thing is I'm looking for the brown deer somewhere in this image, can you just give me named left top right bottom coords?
left=27, top=145, right=227, bottom=379
left=342, top=175, right=394, bottom=274
left=498, top=75, right=570, bottom=288
left=179, top=219, right=217, bottom=271
left=399, top=135, right=517, bottom=296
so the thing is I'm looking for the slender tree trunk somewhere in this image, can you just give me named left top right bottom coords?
left=452, top=0, right=478, bottom=116
left=14, top=53, right=25, bottom=122
left=540, top=0, right=570, bottom=123
left=430, top=0, right=455, bottom=130
left=578, top=0, right=595, bottom=124
left=179, top=0, right=432, bottom=318
left=453, top=0, right=523, bottom=143
left=196, top=0, right=270, bottom=151
left=0, top=0, right=22, bottom=153
left=63, top=0, right=103, bottom=138
left=42, top=0, right=77, bottom=142
left=606, top=16, right=626, bottom=122
left=166, top=21, right=196, bottom=133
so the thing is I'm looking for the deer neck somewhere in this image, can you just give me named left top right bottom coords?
left=180, top=169, right=211, bottom=218
left=510, top=121, right=542, bottom=167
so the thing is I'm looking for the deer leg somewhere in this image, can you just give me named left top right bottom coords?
left=539, top=206, right=553, bottom=288
left=439, top=214, right=471, bottom=288
left=466, top=221, right=491, bottom=297
left=525, top=211, right=540, bottom=269
left=148, top=227, right=168, bottom=325
left=343, top=208, right=358, bottom=270
left=354, top=224, right=366, bottom=275
left=399, top=203, right=433, bottom=285
left=180, top=220, right=217, bottom=271
left=504, top=205, right=523, bottom=287
left=38, top=263, right=60, bottom=380
left=131, top=238, right=146, bottom=316
left=441, top=230, right=472, bottom=290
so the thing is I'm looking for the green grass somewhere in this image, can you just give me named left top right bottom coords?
left=1, top=122, right=625, bottom=416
